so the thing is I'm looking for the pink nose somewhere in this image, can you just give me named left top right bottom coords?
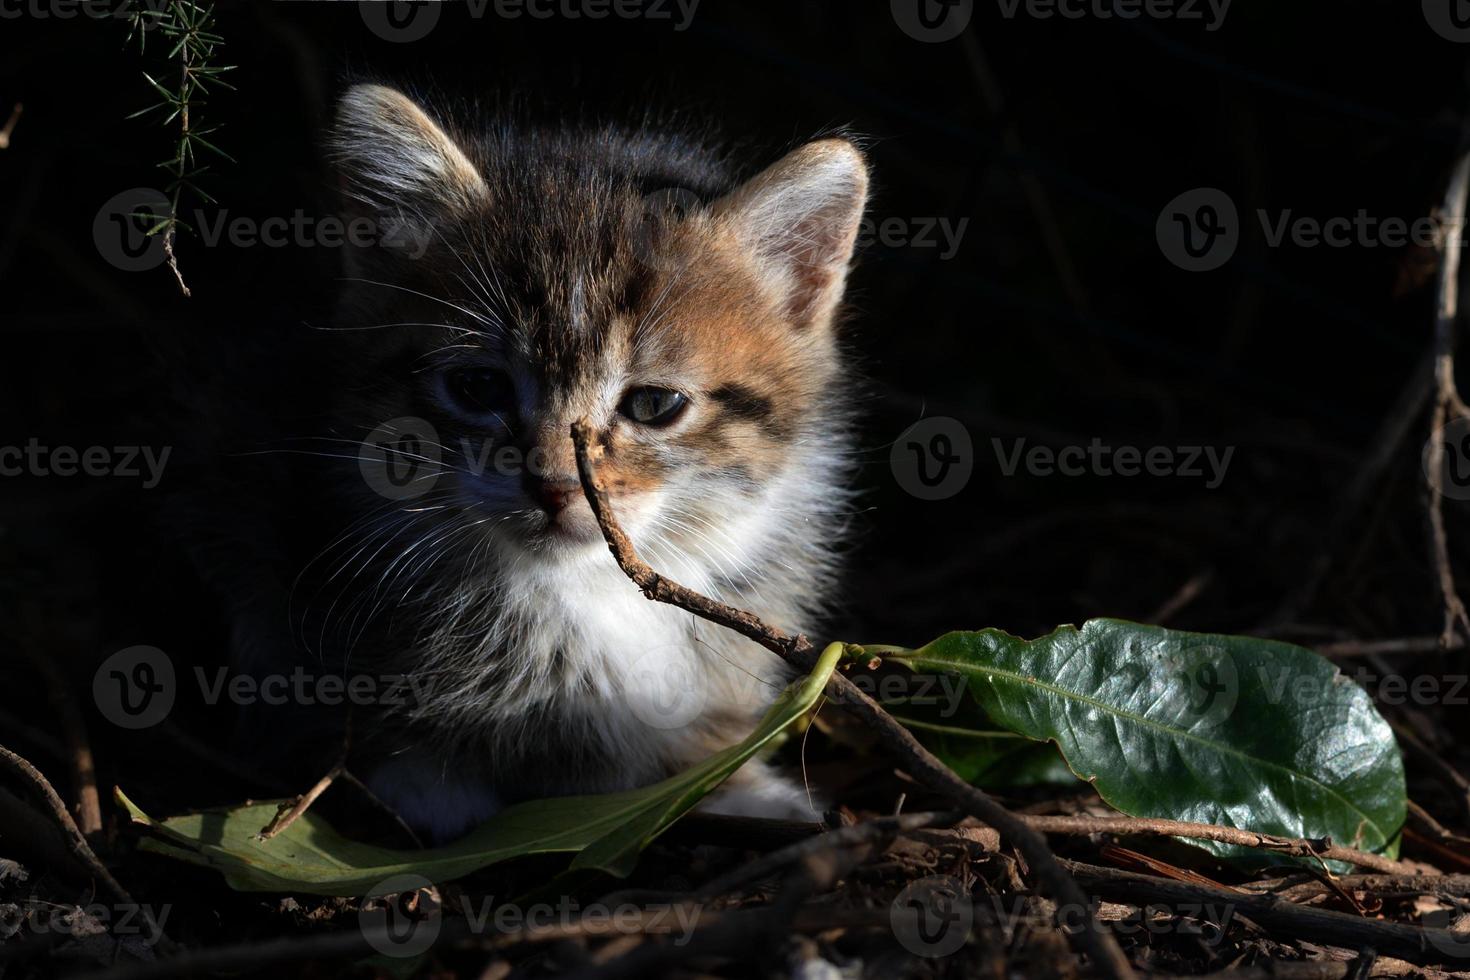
left=527, top=477, right=580, bottom=516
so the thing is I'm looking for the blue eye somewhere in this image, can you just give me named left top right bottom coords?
left=619, top=387, right=688, bottom=426
left=443, top=367, right=516, bottom=419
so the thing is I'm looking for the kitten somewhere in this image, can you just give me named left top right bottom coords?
left=219, top=84, right=868, bottom=842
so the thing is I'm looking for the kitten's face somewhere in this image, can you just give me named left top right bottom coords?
left=329, top=85, right=868, bottom=570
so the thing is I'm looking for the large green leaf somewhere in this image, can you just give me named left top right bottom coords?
left=893, top=619, right=1405, bottom=859
left=119, top=643, right=841, bottom=896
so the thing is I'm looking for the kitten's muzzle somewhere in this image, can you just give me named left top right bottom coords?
left=525, top=474, right=582, bottom=517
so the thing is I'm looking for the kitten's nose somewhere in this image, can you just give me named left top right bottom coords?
left=525, top=475, right=581, bottom=516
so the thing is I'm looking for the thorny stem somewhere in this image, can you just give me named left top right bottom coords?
left=570, top=419, right=1139, bottom=980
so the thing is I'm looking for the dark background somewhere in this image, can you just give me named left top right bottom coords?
left=0, top=0, right=1467, bottom=809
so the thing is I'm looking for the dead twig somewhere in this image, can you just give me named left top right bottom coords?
left=0, top=103, right=21, bottom=149
left=255, top=721, right=360, bottom=842
left=1316, top=635, right=1466, bottom=657
left=1425, top=150, right=1470, bottom=648
left=18, top=606, right=102, bottom=838
left=254, top=760, right=345, bottom=842
left=570, top=419, right=1138, bottom=980
left=1021, top=813, right=1419, bottom=876
left=0, top=742, right=174, bottom=953
left=694, top=809, right=962, bottom=899
left=1064, top=859, right=1470, bottom=967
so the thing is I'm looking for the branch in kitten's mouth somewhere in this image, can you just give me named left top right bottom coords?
left=569, top=419, right=1138, bottom=980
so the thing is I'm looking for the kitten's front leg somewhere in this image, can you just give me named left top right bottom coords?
left=365, top=750, right=503, bottom=844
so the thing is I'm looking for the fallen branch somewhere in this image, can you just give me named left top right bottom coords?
left=570, top=419, right=1138, bottom=980
left=1020, top=813, right=1418, bottom=876
left=1063, top=859, right=1470, bottom=967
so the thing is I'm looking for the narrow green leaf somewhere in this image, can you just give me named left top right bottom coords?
left=119, top=644, right=841, bottom=896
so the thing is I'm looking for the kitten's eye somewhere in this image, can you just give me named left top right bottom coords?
left=442, top=367, right=516, bottom=419
left=619, top=386, right=689, bottom=427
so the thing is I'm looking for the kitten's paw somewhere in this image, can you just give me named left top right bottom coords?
left=699, top=761, right=820, bottom=822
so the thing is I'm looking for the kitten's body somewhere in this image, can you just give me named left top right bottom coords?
left=193, top=85, right=868, bottom=841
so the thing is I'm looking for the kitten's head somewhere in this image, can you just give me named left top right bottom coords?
left=324, top=83, right=868, bottom=583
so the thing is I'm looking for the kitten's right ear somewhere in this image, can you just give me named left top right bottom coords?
left=714, top=138, right=869, bottom=332
left=329, top=83, right=488, bottom=217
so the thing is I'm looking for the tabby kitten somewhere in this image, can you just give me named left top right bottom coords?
left=282, top=84, right=867, bottom=840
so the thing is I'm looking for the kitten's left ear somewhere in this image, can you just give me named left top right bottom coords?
left=329, top=83, right=489, bottom=217
left=715, top=138, right=869, bottom=331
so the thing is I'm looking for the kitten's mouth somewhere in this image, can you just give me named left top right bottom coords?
left=525, top=506, right=604, bottom=548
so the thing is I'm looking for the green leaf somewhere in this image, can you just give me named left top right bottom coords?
left=893, top=619, right=1405, bottom=860
left=119, top=643, right=841, bottom=896
left=895, top=717, right=1078, bottom=788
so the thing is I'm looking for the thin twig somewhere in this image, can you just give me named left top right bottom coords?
left=1148, top=567, right=1215, bottom=625
left=0, top=103, right=22, bottom=150
left=1316, top=635, right=1466, bottom=657
left=1426, top=150, right=1470, bottom=647
left=254, top=762, right=344, bottom=841
left=1263, top=351, right=1434, bottom=632
left=19, top=606, right=102, bottom=837
left=695, top=810, right=962, bottom=899
left=0, top=743, right=174, bottom=953
left=1020, top=813, right=1420, bottom=876
left=570, top=420, right=1138, bottom=980
left=255, top=723, right=352, bottom=841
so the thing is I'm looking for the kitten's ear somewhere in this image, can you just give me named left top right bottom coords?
left=329, top=83, right=488, bottom=217
left=715, top=138, right=869, bottom=330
